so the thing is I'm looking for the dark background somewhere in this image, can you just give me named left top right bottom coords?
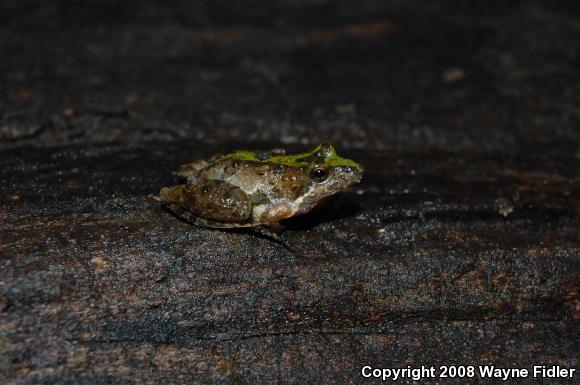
left=2, top=0, right=579, bottom=152
left=1, top=1, right=579, bottom=384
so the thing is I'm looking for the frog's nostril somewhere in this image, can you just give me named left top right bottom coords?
left=351, top=167, right=363, bottom=181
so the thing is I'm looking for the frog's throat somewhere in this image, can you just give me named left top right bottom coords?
left=289, top=191, right=317, bottom=216
left=288, top=184, right=330, bottom=216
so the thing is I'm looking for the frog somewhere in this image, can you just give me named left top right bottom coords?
left=159, top=144, right=363, bottom=231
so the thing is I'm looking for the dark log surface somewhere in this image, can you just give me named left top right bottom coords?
left=1, top=1, right=579, bottom=384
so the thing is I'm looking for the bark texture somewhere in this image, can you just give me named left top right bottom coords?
left=1, top=1, right=579, bottom=384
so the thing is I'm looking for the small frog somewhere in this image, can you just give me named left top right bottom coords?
left=159, top=144, right=363, bottom=230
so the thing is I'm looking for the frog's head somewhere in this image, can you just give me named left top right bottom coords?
left=295, top=144, right=363, bottom=213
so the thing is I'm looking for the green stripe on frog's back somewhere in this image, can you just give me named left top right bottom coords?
left=221, top=150, right=260, bottom=162
left=223, top=144, right=362, bottom=170
left=268, top=144, right=324, bottom=167
left=222, top=149, right=311, bottom=167
left=270, top=144, right=362, bottom=170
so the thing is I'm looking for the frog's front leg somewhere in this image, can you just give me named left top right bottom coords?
left=160, top=178, right=252, bottom=224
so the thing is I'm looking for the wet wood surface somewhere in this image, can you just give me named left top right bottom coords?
left=1, top=1, right=579, bottom=384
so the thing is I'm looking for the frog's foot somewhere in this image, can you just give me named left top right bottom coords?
left=260, top=222, right=286, bottom=234
left=252, top=225, right=294, bottom=253
left=161, top=202, right=204, bottom=226
left=148, top=194, right=161, bottom=202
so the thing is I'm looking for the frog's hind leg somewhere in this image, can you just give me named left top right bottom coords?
left=160, top=184, right=195, bottom=212
left=161, top=200, right=294, bottom=254
left=160, top=179, right=253, bottom=224
left=161, top=201, right=251, bottom=229
left=160, top=181, right=295, bottom=252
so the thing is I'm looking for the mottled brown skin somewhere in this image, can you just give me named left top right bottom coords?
left=161, top=162, right=308, bottom=226
left=164, top=181, right=252, bottom=222
left=160, top=144, right=363, bottom=228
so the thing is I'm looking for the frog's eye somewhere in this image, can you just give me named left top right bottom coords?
left=310, top=167, right=329, bottom=182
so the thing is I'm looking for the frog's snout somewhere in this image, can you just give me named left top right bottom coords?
left=332, top=165, right=363, bottom=188
left=347, top=165, right=363, bottom=183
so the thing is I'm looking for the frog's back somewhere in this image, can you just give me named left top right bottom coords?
left=193, top=155, right=305, bottom=205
